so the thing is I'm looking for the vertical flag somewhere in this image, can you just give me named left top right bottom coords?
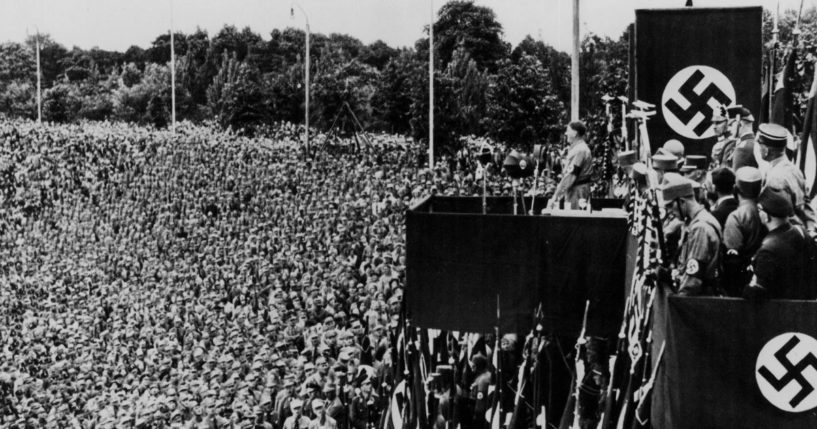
left=771, top=49, right=799, bottom=130
left=799, top=71, right=817, bottom=199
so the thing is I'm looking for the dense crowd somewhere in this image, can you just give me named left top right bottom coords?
left=0, top=119, right=537, bottom=428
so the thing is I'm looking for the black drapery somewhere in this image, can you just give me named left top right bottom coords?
left=406, top=197, right=629, bottom=337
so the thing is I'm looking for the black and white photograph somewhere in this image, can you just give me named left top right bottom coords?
left=0, top=0, right=816, bottom=427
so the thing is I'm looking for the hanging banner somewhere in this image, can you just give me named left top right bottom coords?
left=651, top=288, right=817, bottom=428
left=635, top=7, right=762, bottom=157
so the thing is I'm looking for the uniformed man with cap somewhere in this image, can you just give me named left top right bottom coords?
left=679, top=155, right=708, bottom=184
left=613, top=150, right=638, bottom=199
left=744, top=186, right=816, bottom=300
left=729, top=106, right=758, bottom=170
left=349, top=372, right=379, bottom=429
left=722, top=167, right=766, bottom=297
left=661, top=174, right=723, bottom=296
left=284, top=399, right=312, bottom=429
left=654, top=155, right=684, bottom=256
left=652, top=153, right=679, bottom=186
left=710, top=105, right=734, bottom=168
left=658, top=139, right=685, bottom=161
left=757, top=123, right=817, bottom=236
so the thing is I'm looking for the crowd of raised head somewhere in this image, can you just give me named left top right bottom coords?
left=0, top=119, right=527, bottom=428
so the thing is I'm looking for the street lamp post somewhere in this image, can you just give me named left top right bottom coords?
left=291, top=3, right=310, bottom=157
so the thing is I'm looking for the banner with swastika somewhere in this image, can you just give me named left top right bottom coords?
left=635, top=7, right=762, bottom=157
left=651, top=286, right=817, bottom=428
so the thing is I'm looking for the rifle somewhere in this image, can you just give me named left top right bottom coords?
left=559, top=300, right=590, bottom=429
left=633, top=341, right=666, bottom=427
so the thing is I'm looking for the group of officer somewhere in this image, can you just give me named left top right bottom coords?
left=618, top=105, right=817, bottom=300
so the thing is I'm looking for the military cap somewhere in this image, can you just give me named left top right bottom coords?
left=735, top=167, right=762, bottom=198
left=661, top=173, right=695, bottom=202
left=711, top=105, right=728, bottom=122
left=727, top=105, right=754, bottom=122
left=758, top=186, right=794, bottom=218
left=630, top=162, right=648, bottom=182
left=679, top=155, right=708, bottom=172
left=659, top=139, right=685, bottom=159
left=617, top=150, right=638, bottom=167
left=710, top=167, right=736, bottom=194
left=652, top=154, right=679, bottom=171
left=757, top=123, right=788, bottom=148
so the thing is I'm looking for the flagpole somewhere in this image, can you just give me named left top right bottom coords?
left=291, top=3, right=310, bottom=158
left=571, top=0, right=580, bottom=121
left=429, top=0, right=435, bottom=169
left=170, top=0, right=176, bottom=133
left=35, top=30, right=42, bottom=125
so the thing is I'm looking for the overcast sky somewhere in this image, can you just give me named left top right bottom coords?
left=0, top=0, right=808, bottom=53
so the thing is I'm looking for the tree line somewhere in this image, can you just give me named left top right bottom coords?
left=0, top=1, right=646, bottom=155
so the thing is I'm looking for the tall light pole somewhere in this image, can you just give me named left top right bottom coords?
left=571, top=0, right=580, bottom=121
left=27, top=27, right=42, bottom=124
left=292, top=3, right=310, bottom=157
left=429, top=0, right=435, bottom=169
left=170, top=0, right=176, bottom=133
left=35, top=30, right=42, bottom=125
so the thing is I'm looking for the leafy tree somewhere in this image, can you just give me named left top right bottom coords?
left=146, top=32, right=188, bottom=64
left=211, top=25, right=262, bottom=63
left=512, top=36, right=571, bottom=109
left=486, top=54, right=565, bottom=146
left=579, top=33, right=628, bottom=118
left=123, top=45, right=147, bottom=70
left=207, top=53, right=268, bottom=133
left=432, top=0, right=509, bottom=72
left=25, top=34, right=68, bottom=88
left=360, top=40, right=398, bottom=70
left=371, top=50, right=418, bottom=133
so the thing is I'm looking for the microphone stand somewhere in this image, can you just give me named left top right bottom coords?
left=529, top=160, right=540, bottom=215
left=482, top=163, right=489, bottom=215
left=512, top=179, right=520, bottom=215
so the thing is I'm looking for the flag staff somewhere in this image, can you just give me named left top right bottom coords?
left=291, top=2, right=311, bottom=157
left=170, top=0, right=176, bottom=133
left=35, top=29, right=42, bottom=125
left=429, top=0, right=435, bottom=169
left=571, top=0, right=580, bottom=121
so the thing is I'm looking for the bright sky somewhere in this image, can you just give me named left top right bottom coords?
left=0, top=0, right=809, bottom=53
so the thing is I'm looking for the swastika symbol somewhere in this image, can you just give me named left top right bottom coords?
left=664, top=69, right=732, bottom=137
left=758, top=335, right=817, bottom=408
left=660, top=65, right=736, bottom=140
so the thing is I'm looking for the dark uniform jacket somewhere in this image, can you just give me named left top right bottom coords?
left=723, top=200, right=767, bottom=296
left=711, top=196, right=738, bottom=228
left=676, top=207, right=722, bottom=296
left=732, top=132, right=758, bottom=170
left=748, top=223, right=815, bottom=300
left=349, top=391, right=380, bottom=429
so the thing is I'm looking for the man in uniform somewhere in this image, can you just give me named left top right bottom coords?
left=722, top=167, right=766, bottom=297
left=349, top=373, right=379, bottom=429
left=744, top=186, right=815, bottom=300
left=467, top=353, right=492, bottom=429
left=679, top=155, right=708, bottom=184
left=729, top=106, right=757, bottom=170
left=708, top=167, right=738, bottom=228
left=652, top=154, right=679, bottom=185
left=710, top=105, right=734, bottom=168
left=661, top=174, right=723, bottom=296
left=549, top=121, right=593, bottom=210
left=757, top=123, right=817, bottom=236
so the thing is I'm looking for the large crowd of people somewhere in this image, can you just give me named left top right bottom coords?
left=0, top=119, right=533, bottom=428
